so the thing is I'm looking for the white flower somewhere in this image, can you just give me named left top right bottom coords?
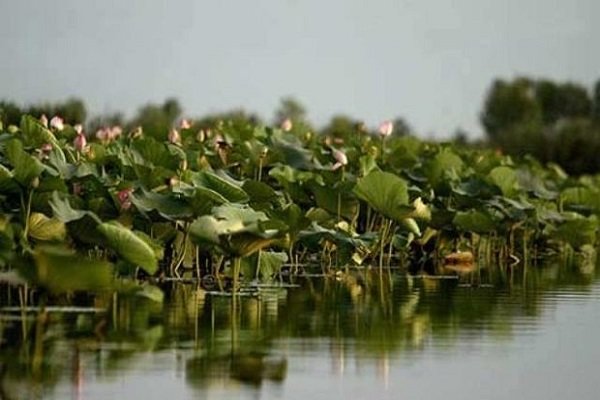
left=40, top=115, right=48, bottom=128
left=378, top=120, right=393, bottom=137
left=332, top=148, right=348, bottom=170
left=50, top=116, right=64, bottom=131
left=281, top=118, right=293, bottom=132
left=180, top=119, right=192, bottom=130
left=74, top=124, right=83, bottom=135
left=168, top=128, right=180, bottom=144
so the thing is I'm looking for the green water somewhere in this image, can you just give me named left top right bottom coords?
left=1, top=262, right=600, bottom=399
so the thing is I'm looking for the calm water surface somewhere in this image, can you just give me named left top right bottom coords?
left=1, top=262, right=600, bottom=400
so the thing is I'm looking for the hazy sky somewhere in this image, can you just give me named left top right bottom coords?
left=1, top=0, right=598, bottom=137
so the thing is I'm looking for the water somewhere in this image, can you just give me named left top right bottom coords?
left=1, top=262, right=600, bottom=399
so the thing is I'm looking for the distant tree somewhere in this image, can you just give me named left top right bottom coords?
left=274, top=97, right=308, bottom=125
left=557, top=82, right=592, bottom=120
left=481, top=78, right=542, bottom=141
left=0, top=101, right=22, bottom=126
left=535, top=80, right=562, bottom=125
left=546, top=119, right=600, bottom=174
left=87, top=112, right=125, bottom=133
left=391, top=117, right=412, bottom=137
left=592, top=79, right=600, bottom=122
left=131, top=98, right=182, bottom=140
left=0, top=98, right=87, bottom=126
left=321, top=115, right=362, bottom=140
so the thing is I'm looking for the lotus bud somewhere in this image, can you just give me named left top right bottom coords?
left=109, top=126, right=122, bottom=140
left=168, top=128, right=180, bottom=144
left=40, top=114, right=48, bottom=127
left=74, top=124, right=83, bottom=135
left=50, top=116, right=64, bottom=131
left=260, top=146, right=269, bottom=158
left=38, top=143, right=53, bottom=160
left=281, top=118, right=293, bottom=132
left=332, top=148, right=348, bottom=171
left=180, top=159, right=188, bottom=171
left=117, top=188, right=133, bottom=210
left=31, top=177, right=40, bottom=189
left=378, top=120, right=393, bottom=137
left=96, top=128, right=110, bottom=142
left=74, top=133, right=87, bottom=152
left=196, top=129, right=205, bottom=142
left=180, top=119, right=192, bottom=130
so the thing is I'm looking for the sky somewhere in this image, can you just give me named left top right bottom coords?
left=0, top=0, right=598, bottom=138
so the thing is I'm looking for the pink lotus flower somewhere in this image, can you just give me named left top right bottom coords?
left=332, top=149, right=348, bottom=171
left=281, top=118, right=293, bottom=132
left=38, top=143, right=53, bottom=160
left=50, top=116, right=64, bottom=131
left=96, top=128, right=110, bottom=142
left=74, top=124, right=83, bottom=135
left=168, top=128, right=180, bottom=144
left=117, top=188, right=133, bottom=210
left=74, top=133, right=87, bottom=152
left=378, top=120, right=393, bottom=137
left=180, top=119, right=192, bottom=130
left=108, top=126, right=122, bottom=140
left=40, top=115, right=48, bottom=128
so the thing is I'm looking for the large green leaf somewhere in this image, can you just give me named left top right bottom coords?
left=425, top=148, right=464, bottom=186
left=0, top=164, right=18, bottom=193
left=97, top=221, right=158, bottom=275
left=20, top=115, right=59, bottom=148
left=131, top=190, right=193, bottom=220
left=353, top=171, right=411, bottom=222
left=193, top=170, right=249, bottom=203
left=28, top=212, right=67, bottom=241
left=453, top=210, right=496, bottom=233
left=5, top=139, right=44, bottom=186
left=488, top=166, right=519, bottom=197
left=30, top=246, right=113, bottom=293
left=561, top=187, right=600, bottom=215
left=50, top=191, right=98, bottom=223
left=188, top=205, right=284, bottom=256
left=553, top=216, right=598, bottom=249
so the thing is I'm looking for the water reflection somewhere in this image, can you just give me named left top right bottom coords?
left=0, top=259, right=597, bottom=399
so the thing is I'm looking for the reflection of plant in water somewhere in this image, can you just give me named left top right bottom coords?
left=0, top=259, right=598, bottom=396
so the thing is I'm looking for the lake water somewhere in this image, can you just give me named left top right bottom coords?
left=1, top=261, right=600, bottom=400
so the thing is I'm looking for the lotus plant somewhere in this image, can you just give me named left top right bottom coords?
left=378, top=120, right=393, bottom=157
left=73, top=132, right=87, bottom=153
left=180, top=119, right=192, bottom=130
left=117, top=188, right=133, bottom=211
left=281, top=118, right=293, bottom=132
left=168, top=128, right=181, bottom=145
left=332, top=148, right=348, bottom=171
left=50, top=116, right=64, bottom=131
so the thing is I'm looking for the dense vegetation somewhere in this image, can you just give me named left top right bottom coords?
left=0, top=104, right=599, bottom=297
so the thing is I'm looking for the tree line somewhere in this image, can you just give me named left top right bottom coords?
left=1, top=76, right=600, bottom=175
